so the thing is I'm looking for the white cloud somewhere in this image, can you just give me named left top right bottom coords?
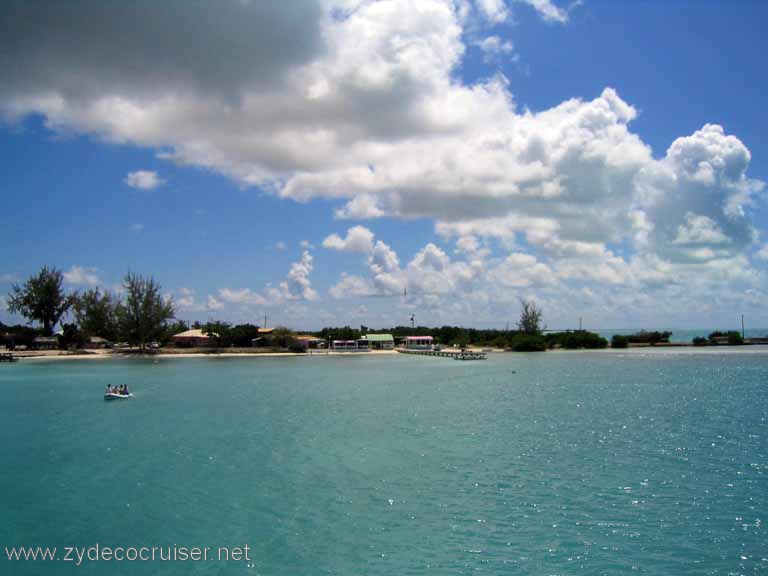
left=322, top=225, right=375, bottom=253
left=282, top=250, right=318, bottom=301
left=218, top=288, right=267, bottom=307
left=124, top=170, right=164, bottom=190
left=476, top=36, right=516, bottom=63
left=476, top=0, right=510, bottom=23
left=206, top=295, right=224, bottom=311
left=63, top=266, right=101, bottom=287
left=0, top=0, right=764, bottom=325
left=218, top=250, right=318, bottom=308
left=334, top=194, right=385, bottom=219
left=519, top=0, right=568, bottom=23
left=129, top=223, right=144, bottom=232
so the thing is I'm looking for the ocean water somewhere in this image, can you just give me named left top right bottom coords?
left=1, top=351, right=766, bottom=575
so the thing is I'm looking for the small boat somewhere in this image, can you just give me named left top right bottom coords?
left=104, top=392, right=134, bottom=401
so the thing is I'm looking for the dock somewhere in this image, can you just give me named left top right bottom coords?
left=397, top=349, right=487, bottom=360
left=0, top=353, right=17, bottom=362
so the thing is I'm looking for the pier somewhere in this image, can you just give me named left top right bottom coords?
left=397, top=349, right=487, bottom=360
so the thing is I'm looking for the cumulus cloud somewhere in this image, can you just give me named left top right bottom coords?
left=322, top=225, right=375, bottom=253
left=0, top=0, right=763, bottom=325
left=476, top=36, right=516, bottom=63
left=520, top=0, right=569, bottom=23
left=63, top=266, right=101, bottom=287
left=124, top=170, right=164, bottom=190
left=218, top=250, right=318, bottom=308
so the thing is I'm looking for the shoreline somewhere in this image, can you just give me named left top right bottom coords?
left=6, top=344, right=768, bottom=363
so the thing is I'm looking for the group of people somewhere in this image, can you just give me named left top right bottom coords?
left=105, top=384, right=130, bottom=396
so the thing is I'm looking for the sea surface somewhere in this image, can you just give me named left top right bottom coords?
left=1, top=350, right=766, bottom=575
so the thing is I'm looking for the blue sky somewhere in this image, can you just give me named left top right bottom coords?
left=1, top=0, right=766, bottom=331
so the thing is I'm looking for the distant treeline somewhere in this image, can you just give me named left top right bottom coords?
left=313, top=325, right=611, bottom=351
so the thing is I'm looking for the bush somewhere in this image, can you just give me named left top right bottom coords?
left=288, top=340, right=307, bottom=353
left=544, top=331, right=607, bottom=350
left=708, top=331, right=744, bottom=345
left=692, top=336, right=708, bottom=347
left=510, top=334, right=547, bottom=352
left=626, top=331, right=672, bottom=345
left=611, top=335, right=629, bottom=348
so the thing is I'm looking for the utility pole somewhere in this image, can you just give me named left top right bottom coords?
left=742, top=314, right=745, bottom=339
left=264, top=315, right=267, bottom=329
left=410, top=314, right=415, bottom=329
left=579, top=317, right=582, bottom=331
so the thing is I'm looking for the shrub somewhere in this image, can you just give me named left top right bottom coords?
left=510, top=334, right=547, bottom=352
left=611, top=335, right=629, bottom=348
left=708, top=331, right=744, bottom=345
left=692, top=336, right=708, bottom=347
left=626, top=331, right=672, bottom=345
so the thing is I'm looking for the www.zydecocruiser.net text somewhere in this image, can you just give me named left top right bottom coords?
left=5, top=544, right=252, bottom=567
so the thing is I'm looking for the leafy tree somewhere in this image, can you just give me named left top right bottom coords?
left=510, top=333, right=547, bottom=352
left=59, top=322, right=86, bottom=350
left=708, top=331, right=743, bottom=345
left=692, top=336, right=708, bottom=347
left=611, top=335, right=629, bottom=348
left=203, top=321, right=232, bottom=346
left=161, top=320, right=189, bottom=344
left=517, top=300, right=544, bottom=335
left=117, top=272, right=175, bottom=351
left=6, top=266, right=76, bottom=335
left=73, top=288, right=119, bottom=341
left=546, top=330, right=608, bottom=349
left=229, top=323, right=261, bottom=347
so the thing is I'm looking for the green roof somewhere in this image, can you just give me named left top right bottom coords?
left=364, top=334, right=394, bottom=341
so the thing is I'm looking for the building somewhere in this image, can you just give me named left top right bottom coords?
left=404, top=336, right=434, bottom=350
left=32, top=336, right=59, bottom=350
left=251, top=327, right=275, bottom=347
left=293, top=335, right=326, bottom=350
left=363, top=334, right=394, bottom=350
left=171, top=329, right=217, bottom=348
left=84, top=336, right=112, bottom=349
left=331, top=340, right=359, bottom=351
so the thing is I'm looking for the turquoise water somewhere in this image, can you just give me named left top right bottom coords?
left=1, top=351, right=766, bottom=575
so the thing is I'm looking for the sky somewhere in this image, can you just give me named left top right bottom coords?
left=1, top=0, right=767, bottom=331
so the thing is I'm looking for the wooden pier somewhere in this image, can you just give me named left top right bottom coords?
left=0, top=353, right=17, bottom=362
left=397, top=349, right=487, bottom=361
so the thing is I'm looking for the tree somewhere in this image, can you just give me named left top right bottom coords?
left=73, top=288, right=119, bottom=341
left=517, top=300, right=544, bottom=335
left=6, top=266, right=76, bottom=335
left=117, top=272, right=175, bottom=351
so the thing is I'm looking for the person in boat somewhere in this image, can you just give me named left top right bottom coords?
left=105, top=385, right=111, bottom=394
left=123, top=384, right=130, bottom=395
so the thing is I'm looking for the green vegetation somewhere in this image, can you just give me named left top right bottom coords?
left=118, top=273, right=175, bottom=351
left=6, top=266, right=76, bottom=336
left=611, top=335, right=629, bottom=348
left=692, top=336, right=708, bottom=346
left=707, top=331, right=744, bottom=345
left=546, top=331, right=608, bottom=349
left=518, top=300, right=544, bottom=334
left=73, top=288, right=120, bottom=341
left=626, top=331, right=672, bottom=345
left=510, top=334, right=547, bottom=351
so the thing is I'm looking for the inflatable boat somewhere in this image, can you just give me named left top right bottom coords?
left=104, top=392, right=134, bottom=401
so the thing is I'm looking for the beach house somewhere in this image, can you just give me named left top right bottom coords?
left=363, top=334, right=394, bottom=349
left=171, top=329, right=217, bottom=348
left=404, top=336, right=434, bottom=350
left=32, top=336, right=59, bottom=350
